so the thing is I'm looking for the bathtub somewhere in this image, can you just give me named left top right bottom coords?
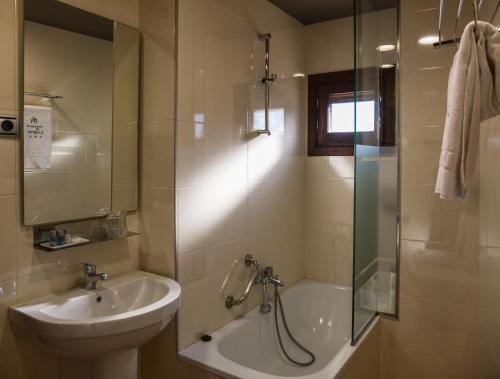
left=180, top=279, right=375, bottom=379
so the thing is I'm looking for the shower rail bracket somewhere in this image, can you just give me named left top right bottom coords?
left=256, top=33, right=276, bottom=136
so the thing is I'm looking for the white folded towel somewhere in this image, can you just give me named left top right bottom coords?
left=436, top=21, right=500, bottom=200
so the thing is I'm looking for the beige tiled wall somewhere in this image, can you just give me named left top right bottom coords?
left=303, top=17, right=355, bottom=287
left=380, top=1, right=481, bottom=378
left=337, top=320, right=380, bottom=379
left=478, top=21, right=500, bottom=379
left=112, top=22, right=140, bottom=212
left=0, top=1, right=140, bottom=378
left=304, top=156, right=354, bottom=285
left=137, top=0, right=182, bottom=376
left=176, top=0, right=306, bottom=350
left=138, top=0, right=176, bottom=279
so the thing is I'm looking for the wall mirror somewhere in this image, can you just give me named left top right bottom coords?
left=22, top=0, right=140, bottom=226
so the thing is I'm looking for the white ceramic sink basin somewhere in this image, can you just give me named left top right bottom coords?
left=9, top=270, right=181, bottom=379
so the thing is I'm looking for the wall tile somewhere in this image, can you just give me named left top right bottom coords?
left=0, top=364, right=17, bottom=379
left=401, top=240, right=478, bottom=307
left=0, top=0, right=16, bottom=114
left=337, top=321, right=380, bottom=379
left=0, top=279, right=17, bottom=371
left=478, top=248, right=500, bottom=310
left=0, top=140, right=16, bottom=196
left=400, top=0, right=459, bottom=15
left=176, top=0, right=306, bottom=351
left=400, top=6, right=466, bottom=70
left=178, top=183, right=247, bottom=255
left=139, top=252, right=175, bottom=278
left=142, top=120, right=174, bottom=188
left=401, top=67, right=449, bottom=129
left=0, top=196, right=17, bottom=282
left=479, top=306, right=500, bottom=376
left=381, top=296, right=479, bottom=367
left=328, top=156, right=354, bottom=179
left=401, top=184, right=478, bottom=246
left=141, top=51, right=175, bottom=121
left=401, top=125, right=443, bottom=185
left=140, top=187, right=175, bottom=256
left=381, top=347, right=478, bottom=379
left=141, top=321, right=223, bottom=379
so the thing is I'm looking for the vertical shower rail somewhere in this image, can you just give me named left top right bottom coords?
left=257, top=33, right=276, bottom=136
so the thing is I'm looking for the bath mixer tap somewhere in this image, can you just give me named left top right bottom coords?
left=224, top=257, right=285, bottom=312
left=82, top=263, right=108, bottom=290
left=256, top=266, right=284, bottom=313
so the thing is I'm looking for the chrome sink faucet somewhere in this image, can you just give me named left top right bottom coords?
left=82, top=263, right=108, bottom=290
left=256, top=266, right=284, bottom=313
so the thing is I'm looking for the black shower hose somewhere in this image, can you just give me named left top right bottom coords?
left=273, top=284, right=316, bottom=367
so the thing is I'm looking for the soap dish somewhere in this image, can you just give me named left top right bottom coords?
left=39, top=236, right=90, bottom=251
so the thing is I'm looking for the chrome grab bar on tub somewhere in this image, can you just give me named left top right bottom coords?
left=225, top=254, right=260, bottom=309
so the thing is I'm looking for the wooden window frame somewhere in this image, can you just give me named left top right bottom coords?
left=307, top=67, right=396, bottom=156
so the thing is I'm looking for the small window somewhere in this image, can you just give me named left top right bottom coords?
left=307, top=68, right=395, bottom=156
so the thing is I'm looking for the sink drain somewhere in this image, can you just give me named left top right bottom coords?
left=96, top=295, right=103, bottom=303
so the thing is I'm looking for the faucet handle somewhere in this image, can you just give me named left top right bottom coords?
left=264, top=266, right=274, bottom=277
left=272, top=275, right=285, bottom=287
left=83, top=263, right=96, bottom=275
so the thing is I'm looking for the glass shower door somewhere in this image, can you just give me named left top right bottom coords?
left=352, top=0, right=399, bottom=343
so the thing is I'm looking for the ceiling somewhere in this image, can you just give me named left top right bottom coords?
left=25, top=0, right=113, bottom=41
left=267, top=0, right=397, bottom=25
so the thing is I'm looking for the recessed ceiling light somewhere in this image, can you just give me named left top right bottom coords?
left=376, top=44, right=395, bottom=52
left=418, top=35, right=439, bottom=45
left=380, top=64, right=395, bottom=68
left=293, top=72, right=305, bottom=78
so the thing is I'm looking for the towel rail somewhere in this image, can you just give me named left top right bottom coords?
left=433, top=0, right=500, bottom=48
left=24, top=92, right=63, bottom=107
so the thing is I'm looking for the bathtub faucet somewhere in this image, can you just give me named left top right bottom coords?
left=256, top=266, right=284, bottom=313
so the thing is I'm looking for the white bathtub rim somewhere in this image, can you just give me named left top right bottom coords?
left=179, top=280, right=379, bottom=379
left=180, top=315, right=380, bottom=379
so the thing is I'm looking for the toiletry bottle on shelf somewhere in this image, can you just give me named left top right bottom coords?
left=56, top=230, right=65, bottom=246
left=49, top=230, right=57, bottom=247
left=64, top=229, right=72, bottom=244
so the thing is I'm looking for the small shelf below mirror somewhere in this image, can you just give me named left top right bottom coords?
left=33, top=218, right=139, bottom=252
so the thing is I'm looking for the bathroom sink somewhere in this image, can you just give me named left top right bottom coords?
left=9, top=270, right=181, bottom=379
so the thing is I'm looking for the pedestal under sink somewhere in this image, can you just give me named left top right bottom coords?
left=9, top=270, right=181, bottom=379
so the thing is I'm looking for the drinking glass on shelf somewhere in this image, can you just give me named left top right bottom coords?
left=106, top=211, right=128, bottom=239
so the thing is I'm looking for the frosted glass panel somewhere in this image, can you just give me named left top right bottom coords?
left=352, top=0, right=399, bottom=343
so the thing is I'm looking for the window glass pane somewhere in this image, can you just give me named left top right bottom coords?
left=328, top=100, right=375, bottom=133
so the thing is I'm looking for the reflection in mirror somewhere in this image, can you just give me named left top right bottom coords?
left=22, top=0, right=140, bottom=226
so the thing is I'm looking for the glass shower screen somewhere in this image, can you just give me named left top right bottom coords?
left=352, top=0, right=399, bottom=343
